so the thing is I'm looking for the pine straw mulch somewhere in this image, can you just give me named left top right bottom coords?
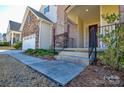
left=66, top=62, right=124, bottom=87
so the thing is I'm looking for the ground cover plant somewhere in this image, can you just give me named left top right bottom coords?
left=24, top=49, right=57, bottom=60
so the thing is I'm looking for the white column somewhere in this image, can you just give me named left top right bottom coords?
left=19, top=33, right=21, bottom=41
left=11, top=32, right=13, bottom=45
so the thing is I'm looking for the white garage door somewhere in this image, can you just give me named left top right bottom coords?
left=22, top=34, right=35, bottom=50
left=40, top=22, right=52, bottom=49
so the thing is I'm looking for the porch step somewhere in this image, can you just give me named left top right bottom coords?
left=59, top=51, right=88, bottom=58
left=55, top=51, right=89, bottom=65
left=63, top=48, right=89, bottom=52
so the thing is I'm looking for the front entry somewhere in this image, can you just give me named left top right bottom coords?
left=89, top=24, right=97, bottom=48
left=89, top=24, right=97, bottom=64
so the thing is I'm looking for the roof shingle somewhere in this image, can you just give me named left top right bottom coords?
left=28, top=6, right=53, bottom=23
left=9, top=20, right=21, bottom=31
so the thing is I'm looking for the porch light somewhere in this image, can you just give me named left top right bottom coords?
left=85, top=9, right=88, bottom=12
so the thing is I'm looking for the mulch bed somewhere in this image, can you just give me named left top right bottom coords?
left=24, top=53, right=56, bottom=61
left=23, top=52, right=124, bottom=87
left=66, top=62, right=124, bottom=87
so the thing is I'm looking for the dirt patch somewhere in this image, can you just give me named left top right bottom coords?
left=0, top=46, right=15, bottom=50
left=0, top=54, right=59, bottom=87
left=66, top=63, right=124, bottom=87
left=23, top=53, right=56, bottom=61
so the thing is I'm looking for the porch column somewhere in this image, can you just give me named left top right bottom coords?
left=19, top=33, right=21, bottom=41
left=11, top=32, right=13, bottom=45
left=64, top=11, right=69, bottom=48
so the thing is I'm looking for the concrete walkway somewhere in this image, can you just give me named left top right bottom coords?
left=0, top=50, right=87, bottom=86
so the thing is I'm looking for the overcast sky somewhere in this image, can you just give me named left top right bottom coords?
left=0, top=5, right=41, bottom=34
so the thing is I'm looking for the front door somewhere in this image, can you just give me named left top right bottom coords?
left=89, top=24, right=97, bottom=48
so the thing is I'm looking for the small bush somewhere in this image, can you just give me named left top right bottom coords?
left=0, top=42, right=9, bottom=46
left=24, top=48, right=57, bottom=57
left=13, top=42, right=22, bottom=49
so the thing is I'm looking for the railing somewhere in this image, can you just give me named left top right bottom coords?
left=89, top=23, right=118, bottom=65
left=97, top=23, right=124, bottom=48
left=89, top=23, right=123, bottom=65
left=97, top=23, right=117, bottom=48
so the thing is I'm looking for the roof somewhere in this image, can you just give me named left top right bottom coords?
left=9, top=20, right=21, bottom=31
left=28, top=6, right=53, bottom=23
left=2, top=33, right=6, bottom=36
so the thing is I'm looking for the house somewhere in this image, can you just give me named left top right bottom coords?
left=20, top=6, right=53, bottom=50
left=6, top=20, right=21, bottom=45
left=0, top=33, right=7, bottom=42
left=0, top=33, right=2, bottom=42
left=2, top=33, right=7, bottom=42
left=21, top=5, right=123, bottom=64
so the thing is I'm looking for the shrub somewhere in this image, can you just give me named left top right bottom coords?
left=98, top=13, right=124, bottom=70
left=0, top=42, right=9, bottom=46
left=13, top=41, right=22, bottom=49
left=24, top=48, right=57, bottom=57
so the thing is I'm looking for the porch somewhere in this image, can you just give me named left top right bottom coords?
left=54, top=5, right=119, bottom=65
left=55, top=5, right=119, bottom=49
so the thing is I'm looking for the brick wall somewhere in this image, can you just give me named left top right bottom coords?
left=57, top=5, right=69, bottom=25
left=21, top=11, right=40, bottom=48
left=55, top=5, right=69, bottom=48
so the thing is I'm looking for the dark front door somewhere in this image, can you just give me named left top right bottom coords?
left=89, top=24, right=97, bottom=65
left=89, top=24, right=97, bottom=48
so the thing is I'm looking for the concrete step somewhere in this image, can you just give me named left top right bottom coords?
left=63, top=48, right=89, bottom=52
left=55, top=55, right=89, bottom=66
left=55, top=50, right=90, bottom=66
left=59, top=51, right=89, bottom=58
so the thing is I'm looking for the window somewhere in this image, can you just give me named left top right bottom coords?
left=27, top=15, right=32, bottom=23
left=44, top=6, right=49, bottom=14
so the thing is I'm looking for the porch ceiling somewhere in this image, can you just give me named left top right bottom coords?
left=68, top=5, right=100, bottom=21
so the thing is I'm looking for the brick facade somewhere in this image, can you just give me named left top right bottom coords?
left=55, top=5, right=69, bottom=48
left=57, top=5, right=68, bottom=25
left=21, top=11, right=40, bottom=48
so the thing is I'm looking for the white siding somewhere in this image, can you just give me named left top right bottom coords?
left=40, top=5, right=57, bottom=23
left=40, top=22, right=52, bottom=49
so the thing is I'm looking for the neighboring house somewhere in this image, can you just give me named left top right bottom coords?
left=0, top=33, right=2, bottom=42
left=6, top=20, right=21, bottom=45
left=20, top=6, right=53, bottom=50
left=2, top=33, right=7, bottom=42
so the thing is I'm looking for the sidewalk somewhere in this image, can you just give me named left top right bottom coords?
left=0, top=50, right=87, bottom=86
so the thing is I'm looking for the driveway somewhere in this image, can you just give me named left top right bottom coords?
left=0, top=50, right=87, bottom=86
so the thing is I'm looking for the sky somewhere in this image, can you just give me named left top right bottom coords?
left=0, top=5, right=41, bottom=34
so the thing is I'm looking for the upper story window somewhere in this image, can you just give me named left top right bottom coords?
left=27, top=15, right=32, bottom=23
left=44, top=6, right=49, bottom=14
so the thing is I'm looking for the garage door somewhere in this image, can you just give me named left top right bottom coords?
left=22, top=34, right=35, bottom=50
